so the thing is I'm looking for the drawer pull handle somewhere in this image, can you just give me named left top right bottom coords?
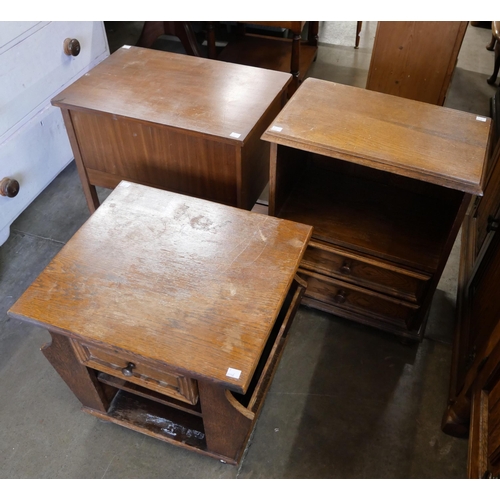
left=121, top=362, right=136, bottom=377
left=334, top=290, right=347, bottom=304
left=0, top=178, right=20, bottom=198
left=63, top=38, right=81, bottom=57
left=340, top=260, right=352, bottom=275
left=487, top=215, right=499, bottom=233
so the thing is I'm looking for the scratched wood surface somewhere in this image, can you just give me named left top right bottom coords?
left=51, top=46, right=291, bottom=144
left=9, top=182, right=312, bottom=393
left=262, top=78, right=491, bottom=195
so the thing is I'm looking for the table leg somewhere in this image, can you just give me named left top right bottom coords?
left=42, top=331, right=110, bottom=412
left=198, top=380, right=254, bottom=463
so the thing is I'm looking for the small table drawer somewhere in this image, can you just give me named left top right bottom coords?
left=75, top=342, right=198, bottom=405
left=298, top=268, right=420, bottom=327
left=301, top=240, right=431, bottom=303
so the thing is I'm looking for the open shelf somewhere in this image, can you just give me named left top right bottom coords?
left=276, top=155, right=463, bottom=274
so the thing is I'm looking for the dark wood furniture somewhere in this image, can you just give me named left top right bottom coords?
left=8, top=182, right=312, bottom=464
left=135, top=21, right=202, bottom=56
left=51, top=46, right=291, bottom=214
left=442, top=135, right=500, bottom=478
left=210, top=22, right=319, bottom=96
left=366, top=21, right=468, bottom=105
left=262, top=78, right=491, bottom=342
left=487, top=21, right=500, bottom=85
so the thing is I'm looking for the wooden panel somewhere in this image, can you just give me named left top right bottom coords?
left=70, top=109, right=239, bottom=207
left=366, top=21, right=467, bottom=106
left=297, top=268, right=419, bottom=326
left=262, top=78, right=491, bottom=195
left=301, top=240, right=431, bottom=303
left=75, top=342, right=199, bottom=405
left=475, top=144, right=500, bottom=257
left=52, top=46, right=291, bottom=143
left=8, top=182, right=312, bottom=393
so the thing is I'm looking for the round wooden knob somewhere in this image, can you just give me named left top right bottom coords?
left=63, top=38, right=81, bottom=57
left=334, top=290, right=347, bottom=304
left=121, top=362, right=135, bottom=377
left=340, top=260, right=352, bottom=275
left=0, top=177, right=20, bottom=198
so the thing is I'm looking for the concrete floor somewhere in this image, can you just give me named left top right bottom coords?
left=1, top=21, right=498, bottom=479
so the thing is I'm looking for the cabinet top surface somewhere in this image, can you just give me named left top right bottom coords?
left=51, top=46, right=291, bottom=144
left=8, top=182, right=312, bottom=392
left=262, top=78, right=491, bottom=194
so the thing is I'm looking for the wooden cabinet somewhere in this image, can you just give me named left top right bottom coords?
left=8, top=182, right=312, bottom=464
left=366, top=21, right=468, bottom=105
left=262, top=78, right=491, bottom=341
left=442, top=139, right=500, bottom=478
left=51, top=46, right=291, bottom=214
left=0, top=21, right=109, bottom=245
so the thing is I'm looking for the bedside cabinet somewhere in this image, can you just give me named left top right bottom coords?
left=262, top=78, right=491, bottom=342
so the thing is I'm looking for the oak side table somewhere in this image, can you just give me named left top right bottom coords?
left=8, top=181, right=312, bottom=464
left=51, top=46, right=291, bottom=214
left=262, top=78, right=491, bottom=342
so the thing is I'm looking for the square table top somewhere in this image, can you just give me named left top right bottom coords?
left=9, top=182, right=312, bottom=392
left=261, top=78, right=492, bottom=195
left=51, top=46, right=291, bottom=146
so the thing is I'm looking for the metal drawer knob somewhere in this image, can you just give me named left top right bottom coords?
left=340, top=260, right=352, bottom=275
left=63, top=38, right=81, bottom=57
left=121, top=362, right=135, bottom=377
left=0, top=178, right=20, bottom=198
left=334, top=290, right=347, bottom=304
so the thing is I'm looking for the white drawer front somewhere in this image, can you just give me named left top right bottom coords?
left=0, top=21, right=109, bottom=140
left=0, top=105, right=73, bottom=245
left=0, top=22, right=49, bottom=53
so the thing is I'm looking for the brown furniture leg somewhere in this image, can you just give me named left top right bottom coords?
left=136, top=21, right=202, bottom=57
left=198, top=380, right=254, bottom=464
left=42, top=331, right=110, bottom=412
left=487, top=21, right=500, bottom=85
left=355, top=21, right=363, bottom=48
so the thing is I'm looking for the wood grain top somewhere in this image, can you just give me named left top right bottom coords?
left=262, top=78, right=491, bottom=194
left=51, top=46, right=291, bottom=145
left=9, top=182, right=312, bottom=392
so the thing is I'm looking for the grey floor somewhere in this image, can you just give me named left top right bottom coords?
left=1, top=21, right=498, bottom=479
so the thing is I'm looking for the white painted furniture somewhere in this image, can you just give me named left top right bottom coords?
left=0, top=21, right=109, bottom=245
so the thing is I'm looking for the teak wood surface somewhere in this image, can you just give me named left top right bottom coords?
left=52, top=46, right=291, bottom=146
left=9, top=182, right=312, bottom=394
left=262, top=78, right=491, bottom=195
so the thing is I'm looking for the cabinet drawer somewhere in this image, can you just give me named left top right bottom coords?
left=1, top=21, right=108, bottom=139
left=0, top=104, right=73, bottom=245
left=298, top=269, right=419, bottom=327
left=301, top=240, right=431, bottom=303
left=74, top=342, right=198, bottom=405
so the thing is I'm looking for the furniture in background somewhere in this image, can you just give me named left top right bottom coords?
left=261, top=78, right=491, bottom=342
left=135, top=21, right=202, bottom=56
left=486, top=21, right=500, bottom=85
left=51, top=46, right=291, bottom=214
left=209, top=22, right=319, bottom=96
left=366, top=21, right=468, bottom=105
left=355, top=21, right=362, bottom=48
left=0, top=21, right=109, bottom=245
left=8, top=181, right=312, bottom=464
left=442, top=122, right=500, bottom=478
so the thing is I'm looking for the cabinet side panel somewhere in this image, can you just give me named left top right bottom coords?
left=71, top=110, right=238, bottom=207
left=366, top=21, right=466, bottom=105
